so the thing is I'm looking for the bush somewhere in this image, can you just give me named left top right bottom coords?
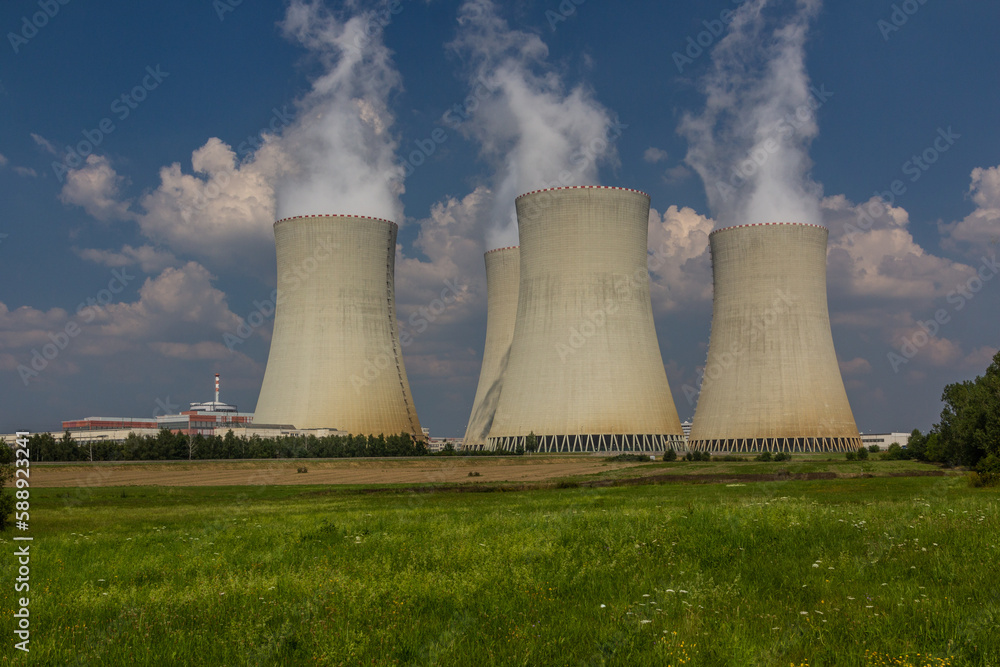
left=296, top=467, right=308, bottom=473
left=662, top=448, right=677, bottom=462
left=856, top=447, right=869, bottom=461
left=755, top=451, right=772, bottom=462
left=846, top=451, right=857, bottom=461
left=0, top=441, right=13, bottom=530
left=773, top=452, right=792, bottom=462
left=605, top=454, right=652, bottom=462
left=968, top=472, right=999, bottom=488
left=555, top=480, right=579, bottom=489
left=467, top=471, right=481, bottom=477
left=883, top=443, right=910, bottom=461
left=868, top=445, right=881, bottom=453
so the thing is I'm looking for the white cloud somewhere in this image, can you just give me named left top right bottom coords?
left=0, top=153, right=7, bottom=166
left=647, top=205, right=714, bottom=312
left=940, top=164, right=1000, bottom=254
left=58, top=155, right=134, bottom=223
left=14, top=166, right=37, bottom=178
left=0, top=262, right=252, bottom=387
left=823, top=194, right=977, bottom=300
left=135, top=137, right=288, bottom=265
left=30, top=133, right=57, bottom=155
left=643, top=147, right=668, bottom=163
left=75, top=244, right=180, bottom=274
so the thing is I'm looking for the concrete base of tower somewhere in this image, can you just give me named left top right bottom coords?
left=488, top=433, right=687, bottom=453
left=687, top=436, right=862, bottom=453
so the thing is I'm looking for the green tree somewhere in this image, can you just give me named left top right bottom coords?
left=936, top=351, right=1000, bottom=467
left=524, top=432, right=538, bottom=454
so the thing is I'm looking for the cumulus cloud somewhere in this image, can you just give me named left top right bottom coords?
left=275, top=0, right=405, bottom=221
left=940, top=164, right=1000, bottom=254
left=680, top=0, right=824, bottom=229
left=647, top=205, right=714, bottom=312
left=0, top=262, right=253, bottom=389
left=75, top=244, right=180, bottom=274
left=58, top=155, right=134, bottom=223
left=135, top=137, right=287, bottom=264
left=822, top=194, right=977, bottom=300
left=449, top=0, right=618, bottom=248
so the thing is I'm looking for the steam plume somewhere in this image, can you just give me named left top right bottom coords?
left=680, top=0, right=824, bottom=229
left=277, top=0, right=404, bottom=222
left=450, top=0, right=618, bottom=249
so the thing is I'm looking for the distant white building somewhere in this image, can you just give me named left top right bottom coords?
left=861, top=432, right=911, bottom=449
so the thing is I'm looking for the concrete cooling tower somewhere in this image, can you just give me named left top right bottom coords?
left=463, top=246, right=520, bottom=450
left=254, top=215, right=422, bottom=437
left=487, top=186, right=685, bottom=452
left=688, top=222, right=861, bottom=453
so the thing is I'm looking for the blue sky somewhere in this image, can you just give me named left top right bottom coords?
left=1, top=0, right=998, bottom=437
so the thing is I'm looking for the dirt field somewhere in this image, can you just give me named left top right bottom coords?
left=28, top=456, right=644, bottom=488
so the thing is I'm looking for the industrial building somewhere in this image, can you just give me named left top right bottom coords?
left=463, top=246, right=520, bottom=449
left=688, top=223, right=862, bottom=453
left=254, top=215, right=423, bottom=438
left=861, top=432, right=911, bottom=449
left=486, top=186, right=685, bottom=452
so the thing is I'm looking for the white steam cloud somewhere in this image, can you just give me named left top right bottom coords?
left=276, top=0, right=405, bottom=222
left=449, top=0, right=618, bottom=249
left=680, top=0, right=825, bottom=229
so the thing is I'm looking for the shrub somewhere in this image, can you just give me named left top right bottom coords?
left=868, top=445, right=881, bottom=453
left=296, top=467, right=308, bottom=473
left=968, top=472, right=999, bottom=488
left=662, top=449, right=677, bottom=462
left=605, top=454, right=652, bottom=463
left=845, top=451, right=857, bottom=461
left=884, top=443, right=910, bottom=461
left=773, top=452, right=792, bottom=462
left=856, top=447, right=869, bottom=461
left=467, top=471, right=481, bottom=477
left=755, top=451, right=772, bottom=462
left=0, top=441, right=13, bottom=530
left=555, top=480, right=579, bottom=489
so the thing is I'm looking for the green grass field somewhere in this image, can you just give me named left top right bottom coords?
left=2, top=470, right=998, bottom=665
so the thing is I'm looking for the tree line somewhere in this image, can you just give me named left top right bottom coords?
left=23, top=430, right=431, bottom=462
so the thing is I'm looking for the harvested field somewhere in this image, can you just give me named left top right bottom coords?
left=27, top=455, right=644, bottom=488
left=27, top=455, right=951, bottom=488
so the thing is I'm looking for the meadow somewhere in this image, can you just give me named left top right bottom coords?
left=1, top=466, right=998, bottom=666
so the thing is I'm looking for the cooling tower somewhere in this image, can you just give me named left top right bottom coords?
left=463, top=246, right=520, bottom=450
left=688, top=222, right=861, bottom=452
left=254, top=215, right=422, bottom=437
left=487, top=186, right=685, bottom=452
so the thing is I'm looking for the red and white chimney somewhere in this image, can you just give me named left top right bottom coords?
left=215, top=373, right=220, bottom=404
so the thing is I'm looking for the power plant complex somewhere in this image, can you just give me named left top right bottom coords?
left=687, top=223, right=861, bottom=452
left=246, top=194, right=860, bottom=454
left=253, top=215, right=423, bottom=438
